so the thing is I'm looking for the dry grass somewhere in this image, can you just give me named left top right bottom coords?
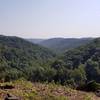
left=0, top=79, right=99, bottom=100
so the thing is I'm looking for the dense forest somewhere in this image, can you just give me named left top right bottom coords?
left=51, top=38, right=100, bottom=88
left=0, top=35, right=55, bottom=81
left=0, top=35, right=100, bottom=90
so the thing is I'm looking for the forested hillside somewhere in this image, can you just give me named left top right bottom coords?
left=0, top=35, right=100, bottom=91
left=29, top=38, right=93, bottom=53
left=51, top=38, right=100, bottom=87
left=0, top=35, right=55, bottom=81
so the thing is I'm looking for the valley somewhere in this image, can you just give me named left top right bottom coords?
left=0, top=35, right=100, bottom=100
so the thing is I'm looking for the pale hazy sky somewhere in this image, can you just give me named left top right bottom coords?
left=0, top=0, right=100, bottom=38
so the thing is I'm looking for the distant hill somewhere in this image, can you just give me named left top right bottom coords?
left=28, top=39, right=44, bottom=44
left=28, top=38, right=93, bottom=53
left=0, top=35, right=55, bottom=81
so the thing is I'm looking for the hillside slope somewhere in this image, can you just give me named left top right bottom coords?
left=0, top=35, right=55, bottom=81
left=51, top=38, right=100, bottom=86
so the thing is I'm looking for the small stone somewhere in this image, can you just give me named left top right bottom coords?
left=4, top=93, right=20, bottom=100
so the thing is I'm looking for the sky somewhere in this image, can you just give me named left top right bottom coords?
left=0, top=0, right=100, bottom=38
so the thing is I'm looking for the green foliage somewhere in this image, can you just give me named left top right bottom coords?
left=83, top=95, right=92, bottom=100
left=0, top=35, right=100, bottom=91
left=77, top=81, right=100, bottom=92
left=85, top=59, right=100, bottom=82
left=51, top=38, right=100, bottom=87
left=0, top=35, right=55, bottom=82
left=70, top=65, right=86, bottom=86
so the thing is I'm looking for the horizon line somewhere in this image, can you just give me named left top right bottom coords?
left=0, top=34, right=100, bottom=39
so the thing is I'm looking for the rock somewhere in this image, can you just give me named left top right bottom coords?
left=4, top=94, right=20, bottom=100
left=95, top=90, right=100, bottom=97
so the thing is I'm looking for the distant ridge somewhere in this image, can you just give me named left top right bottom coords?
left=28, top=39, right=45, bottom=44
left=28, top=38, right=93, bottom=53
